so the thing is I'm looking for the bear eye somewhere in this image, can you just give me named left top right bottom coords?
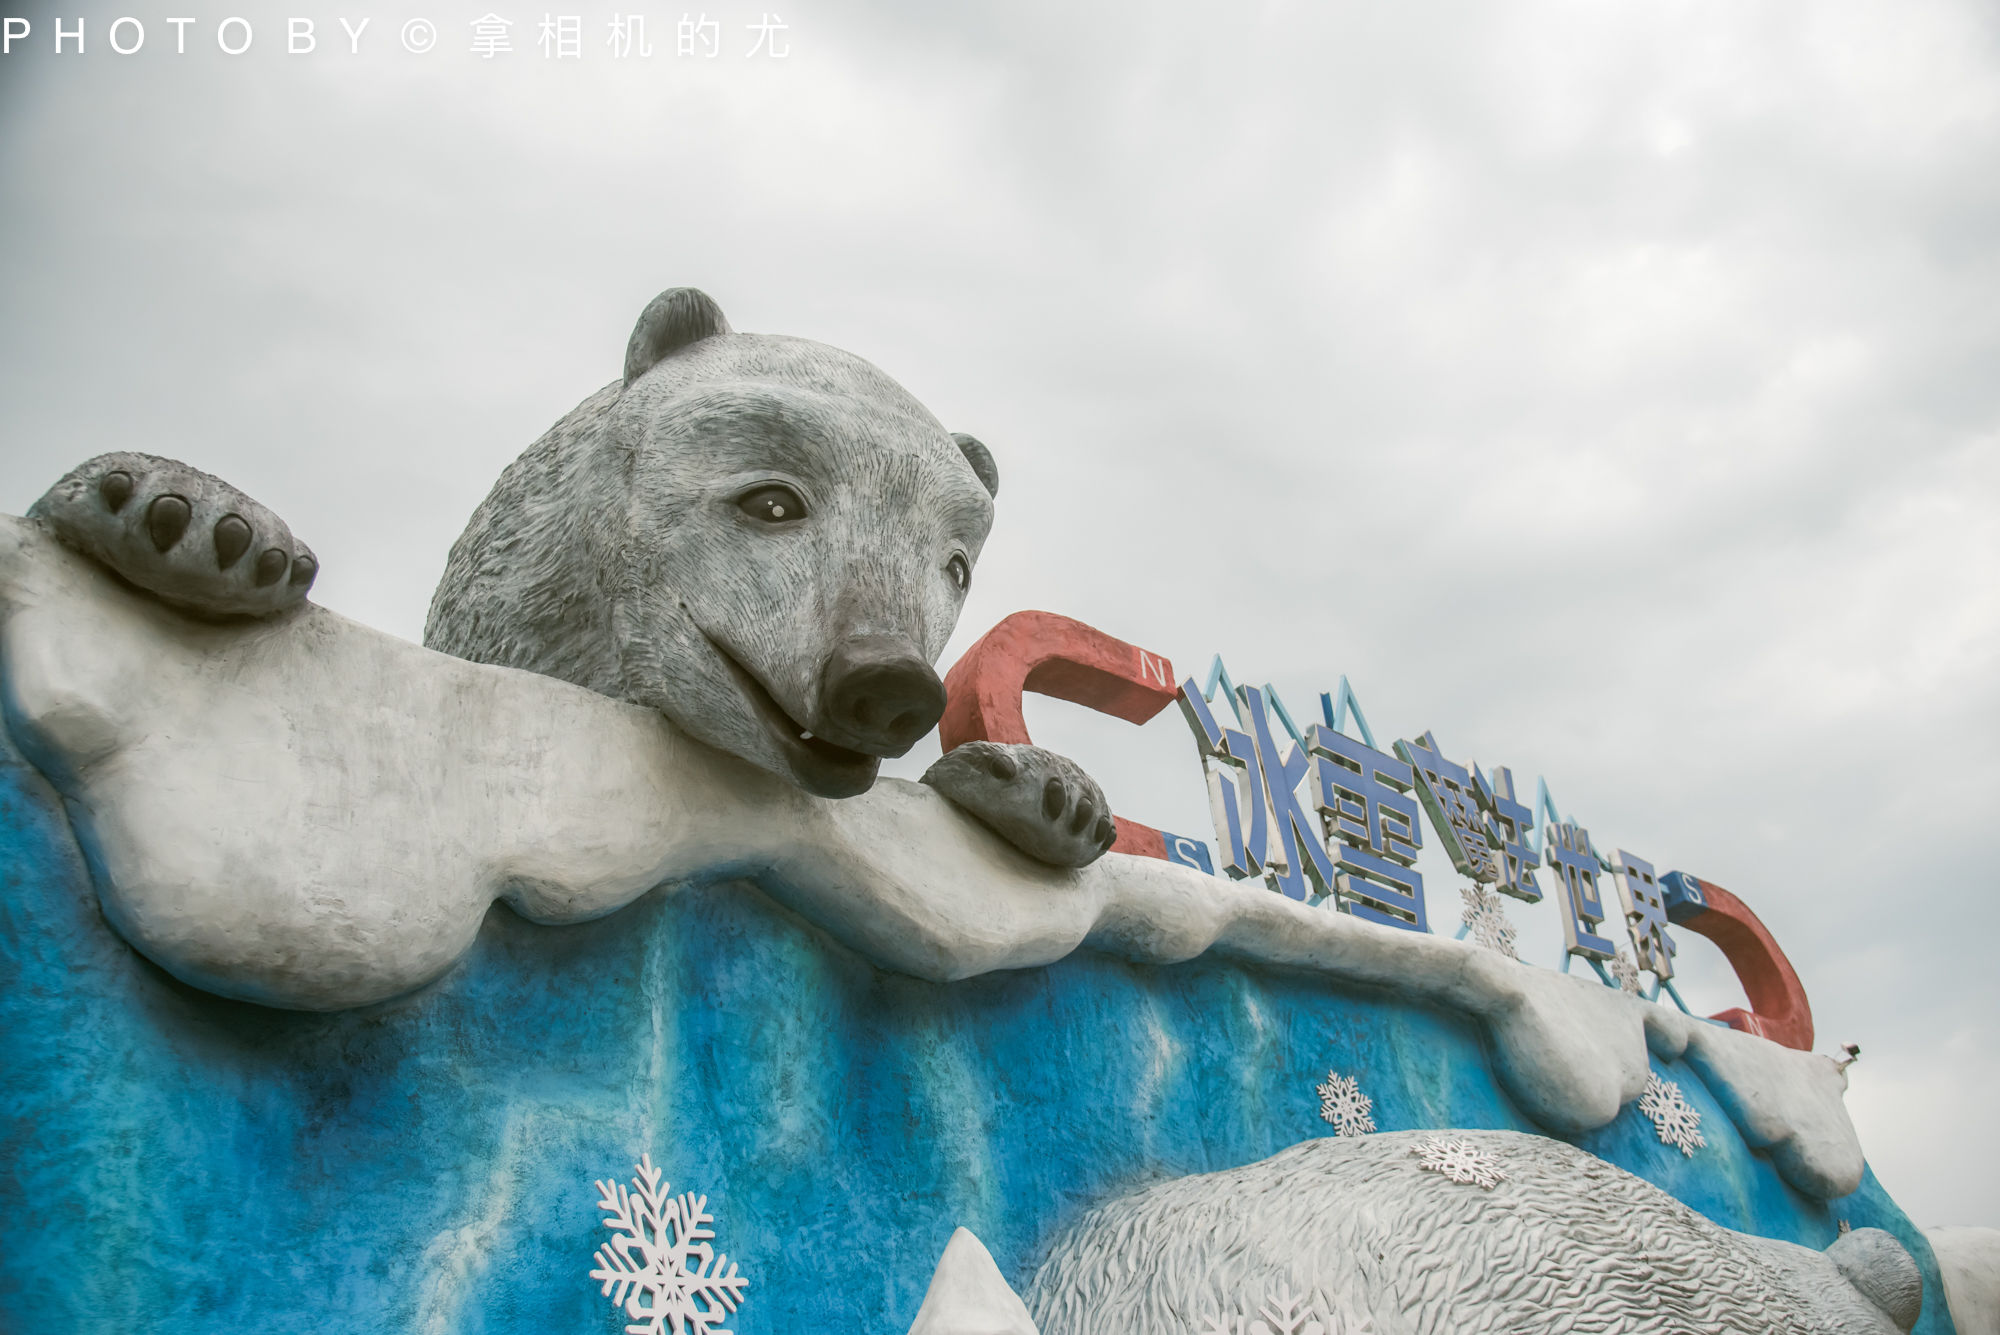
left=737, top=484, right=807, bottom=524
left=946, top=553, right=971, bottom=593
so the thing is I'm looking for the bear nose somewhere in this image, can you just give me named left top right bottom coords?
left=819, top=634, right=947, bottom=758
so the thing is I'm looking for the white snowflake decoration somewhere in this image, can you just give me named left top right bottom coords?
left=1409, top=1135, right=1505, bottom=1190
left=1637, top=1073, right=1706, bottom=1157
left=1607, top=948, right=1642, bottom=994
left=1458, top=885, right=1518, bottom=960
left=1315, top=1071, right=1377, bottom=1137
left=1205, top=1282, right=1356, bottom=1335
left=590, top=1154, right=749, bottom=1335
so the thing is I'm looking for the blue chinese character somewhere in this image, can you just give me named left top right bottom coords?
left=1307, top=724, right=1427, bottom=932
left=1474, top=765, right=1542, bottom=903
left=1608, top=849, right=1675, bottom=980
left=1239, top=684, right=1334, bottom=903
left=1174, top=679, right=1331, bottom=903
left=1177, top=679, right=1270, bottom=880
left=1546, top=821, right=1617, bottom=960
left=1395, top=730, right=1498, bottom=884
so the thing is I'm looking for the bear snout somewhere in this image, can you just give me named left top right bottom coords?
left=819, top=634, right=947, bottom=758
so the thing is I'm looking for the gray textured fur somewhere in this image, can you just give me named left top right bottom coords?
left=1027, top=1131, right=1918, bottom=1335
left=423, top=308, right=995, bottom=798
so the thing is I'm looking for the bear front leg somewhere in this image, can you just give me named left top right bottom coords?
left=27, top=452, right=317, bottom=619
left=921, top=740, right=1118, bottom=869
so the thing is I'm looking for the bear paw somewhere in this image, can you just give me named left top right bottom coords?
left=921, top=741, right=1117, bottom=869
left=28, top=452, right=316, bottom=619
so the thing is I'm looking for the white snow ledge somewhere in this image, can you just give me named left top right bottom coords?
left=0, top=515, right=1863, bottom=1199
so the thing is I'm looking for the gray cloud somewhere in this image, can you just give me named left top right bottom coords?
left=2, top=0, right=1995, bottom=1224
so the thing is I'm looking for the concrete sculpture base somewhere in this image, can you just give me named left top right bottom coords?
left=0, top=516, right=1864, bottom=1191
left=0, top=728, right=1955, bottom=1332
left=0, top=511, right=1968, bottom=1333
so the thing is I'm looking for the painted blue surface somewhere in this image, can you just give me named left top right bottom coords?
left=1159, top=829, right=1214, bottom=875
left=0, top=733, right=1954, bottom=1334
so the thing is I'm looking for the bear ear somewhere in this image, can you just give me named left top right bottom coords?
left=952, top=433, right=999, bottom=499
left=623, top=288, right=733, bottom=386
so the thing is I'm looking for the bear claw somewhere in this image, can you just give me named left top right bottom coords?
left=213, top=514, right=252, bottom=569
left=1070, top=796, right=1095, bottom=835
left=147, top=494, right=192, bottom=551
left=99, top=470, right=134, bottom=513
left=1041, top=776, right=1066, bottom=820
left=922, top=740, right=1117, bottom=869
left=29, top=452, right=317, bottom=620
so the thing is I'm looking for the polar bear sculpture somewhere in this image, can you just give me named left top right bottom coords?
left=1027, top=1130, right=1922, bottom=1335
left=26, top=288, right=1113, bottom=868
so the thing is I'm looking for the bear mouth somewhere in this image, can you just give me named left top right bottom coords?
left=700, top=633, right=880, bottom=799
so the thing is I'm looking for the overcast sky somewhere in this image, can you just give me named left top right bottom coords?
left=2, top=0, right=1995, bottom=1226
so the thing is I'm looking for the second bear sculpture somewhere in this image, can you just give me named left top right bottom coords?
left=29, top=288, right=1114, bottom=868
left=1028, top=1131, right=1924, bottom=1335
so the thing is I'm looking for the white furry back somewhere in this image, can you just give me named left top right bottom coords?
left=1027, top=1131, right=1907, bottom=1335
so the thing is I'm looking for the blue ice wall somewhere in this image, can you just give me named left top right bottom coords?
left=0, top=733, right=1954, bottom=1334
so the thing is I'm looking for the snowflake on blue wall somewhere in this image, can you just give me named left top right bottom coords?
left=1316, top=1071, right=1377, bottom=1137
left=1637, top=1074, right=1706, bottom=1157
left=590, top=1154, right=749, bottom=1335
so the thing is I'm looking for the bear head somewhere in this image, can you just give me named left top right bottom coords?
left=426, top=289, right=1000, bottom=799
